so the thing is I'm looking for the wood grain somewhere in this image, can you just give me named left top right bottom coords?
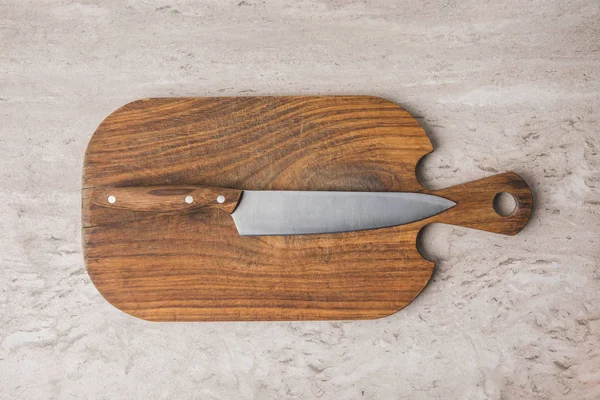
left=82, top=96, right=533, bottom=321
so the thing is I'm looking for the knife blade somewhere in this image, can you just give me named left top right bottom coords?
left=231, top=190, right=455, bottom=235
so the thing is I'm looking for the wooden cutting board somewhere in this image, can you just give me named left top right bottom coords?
left=82, top=96, right=532, bottom=321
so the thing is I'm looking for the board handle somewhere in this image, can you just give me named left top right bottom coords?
left=425, top=172, right=533, bottom=235
left=92, top=186, right=242, bottom=213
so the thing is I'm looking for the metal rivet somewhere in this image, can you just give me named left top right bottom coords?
left=107, top=195, right=116, bottom=204
left=185, top=196, right=193, bottom=204
left=216, top=195, right=225, bottom=204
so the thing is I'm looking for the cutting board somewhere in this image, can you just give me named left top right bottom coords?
left=82, top=96, right=532, bottom=321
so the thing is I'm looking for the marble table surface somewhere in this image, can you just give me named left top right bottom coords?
left=1, top=1, right=598, bottom=399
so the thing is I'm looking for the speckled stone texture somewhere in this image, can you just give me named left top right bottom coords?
left=1, top=1, right=599, bottom=399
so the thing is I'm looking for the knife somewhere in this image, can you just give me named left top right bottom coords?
left=93, top=186, right=456, bottom=235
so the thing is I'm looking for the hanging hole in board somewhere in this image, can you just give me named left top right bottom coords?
left=493, top=192, right=518, bottom=217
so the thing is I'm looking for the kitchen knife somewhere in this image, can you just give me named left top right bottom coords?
left=94, top=186, right=456, bottom=235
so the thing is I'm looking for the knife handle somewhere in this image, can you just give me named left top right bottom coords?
left=425, top=172, right=533, bottom=236
left=92, top=186, right=242, bottom=213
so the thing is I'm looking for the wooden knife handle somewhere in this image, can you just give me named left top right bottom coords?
left=93, top=186, right=242, bottom=213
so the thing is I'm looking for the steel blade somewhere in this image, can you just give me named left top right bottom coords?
left=230, top=190, right=455, bottom=236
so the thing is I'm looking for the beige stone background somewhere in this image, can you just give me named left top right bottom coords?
left=1, top=1, right=599, bottom=399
